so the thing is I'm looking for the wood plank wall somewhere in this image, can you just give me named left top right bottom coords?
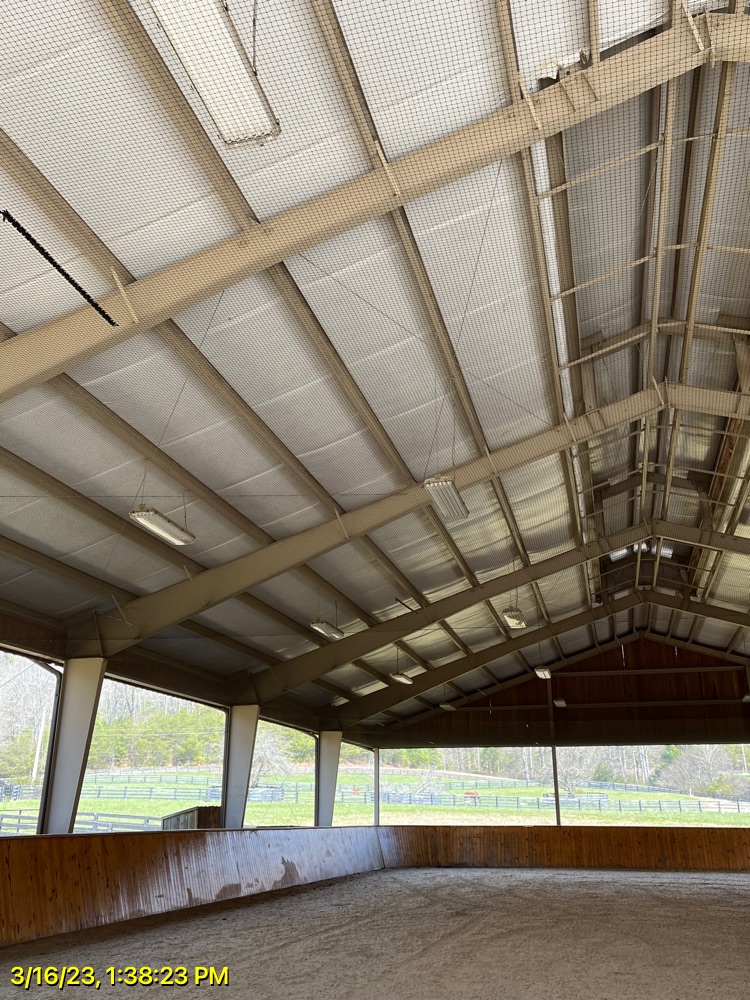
left=0, top=827, right=384, bottom=946
left=384, top=639, right=750, bottom=747
left=376, top=826, right=750, bottom=871
left=3, top=825, right=750, bottom=946
left=161, top=806, right=222, bottom=830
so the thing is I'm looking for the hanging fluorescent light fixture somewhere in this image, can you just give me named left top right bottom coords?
left=390, top=671, right=414, bottom=685
left=331, top=695, right=349, bottom=708
left=534, top=667, right=552, bottom=680
left=310, top=621, right=345, bottom=640
left=742, top=694, right=750, bottom=704
left=145, top=0, right=280, bottom=144
left=423, top=475, right=469, bottom=520
left=129, top=506, right=196, bottom=545
left=553, top=698, right=567, bottom=708
left=502, top=607, right=527, bottom=629
left=439, top=702, right=456, bottom=711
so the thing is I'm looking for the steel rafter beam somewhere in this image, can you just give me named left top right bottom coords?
left=580, top=319, right=750, bottom=365
left=652, top=69, right=704, bottom=597
left=246, top=519, right=750, bottom=701
left=595, top=471, right=701, bottom=503
left=331, top=595, right=644, bottom=724
left=1, top=12, right=734, bottom=402
left=309, top=0, right=532, bottom=667
left=654, top=57, right=738, bottom=593
left=371, top=632, right=645, bottom=733
left=633, top=80, right=674, bottom=595
left=537, top=129, right=598, bottom=614
left=0, top=531, right=283, bottom=664
left=495, top=0, right=593, bottom=643
left=687, top=314, right=750, bottom=603
left=77, top=521, right=651, bottom=665
left=679, top=47, right=738, bottom=382
left=331, top=586, right=750, bottom=724
left=646, top=590, right=750, bottom=630
left=643, top=628, right=750, bottom=666
left=63, top=381, right=750, bottom=656
left=1, top=46, right=457, bottom=665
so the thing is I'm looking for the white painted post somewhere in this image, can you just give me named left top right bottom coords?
left=373, top=748, right=380, bottom=826
left=222, top=704, right=260, bottom=829
left=316, top=731, right=342, bottom=827
left=40, top=657, right=106, bottom=834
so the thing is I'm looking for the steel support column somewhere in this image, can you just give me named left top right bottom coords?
left=373, top=748, right=380, bottom=826
left=40, top=657, right=106, bottom=834
left=222, top=704, right=260, bottom=830
left=315, top=731, right=343, bottom=827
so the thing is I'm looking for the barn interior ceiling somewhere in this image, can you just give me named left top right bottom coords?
left=2, top=0, right=750, bottom=746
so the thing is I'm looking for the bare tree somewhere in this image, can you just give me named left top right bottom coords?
left=556, top=746, right=604, bottom=795
left=662, top=745, right=733, bottom=796
left=249, top=723, right=294, bottom=787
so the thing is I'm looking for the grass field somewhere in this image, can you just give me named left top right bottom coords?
left=4, top=797, right=750, bottom=830
left=3, top=768, right=750, bottom=831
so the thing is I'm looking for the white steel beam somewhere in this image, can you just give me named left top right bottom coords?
left=495, top=0, right=592, bottom=634
left=315, top=731, right=342, bottom=827
left=67, top=381, right=750, bottom=658
left=40, top=657, right=107, bottom=834
left=222, top=704, right=260, bottom=829
left=338, top=587, right=750, bottom=723
left=0, top=14, right=724, bottom=402
left=257, top=533, right=750, bottom=704
left=679, top=60, right=737, bottom=380
left=334, top=596, right=643, bottom=724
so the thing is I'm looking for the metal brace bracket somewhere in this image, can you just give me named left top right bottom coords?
left=375, top=145, right=402, bottom=199
left=111, top=268, right=138, bottom=323
left=519, top=79, right=544, bottom=131
left=581, top=70, right=600, bottom=102
left=109, top=595, right=136, bottom=634
left=335, top=509, right=350, bottom=540
left=556, top=66, right=578, bottom=112
left=681, top=0, right=706, bottom=54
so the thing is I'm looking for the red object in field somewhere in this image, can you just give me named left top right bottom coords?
left=352, top=786, right=361, bottom=794
left=464, top=790, right=480, bottom=797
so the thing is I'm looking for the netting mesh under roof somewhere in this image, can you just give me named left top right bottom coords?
left=1, top=0, right=750, bottom=739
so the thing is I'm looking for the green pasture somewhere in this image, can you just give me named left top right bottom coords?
left=4, top=794, right=749, bottom=830
left=3, top=766, right=749, bottom=832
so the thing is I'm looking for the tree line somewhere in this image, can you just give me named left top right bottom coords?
left=1, top=653, right=749, bottom=798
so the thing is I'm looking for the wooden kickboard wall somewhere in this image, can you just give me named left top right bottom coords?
left=375, top=825, right=750, bottom=870
left=2, top=825, right=750, bottom=945
left=1, top=827, right=385, bottom=946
